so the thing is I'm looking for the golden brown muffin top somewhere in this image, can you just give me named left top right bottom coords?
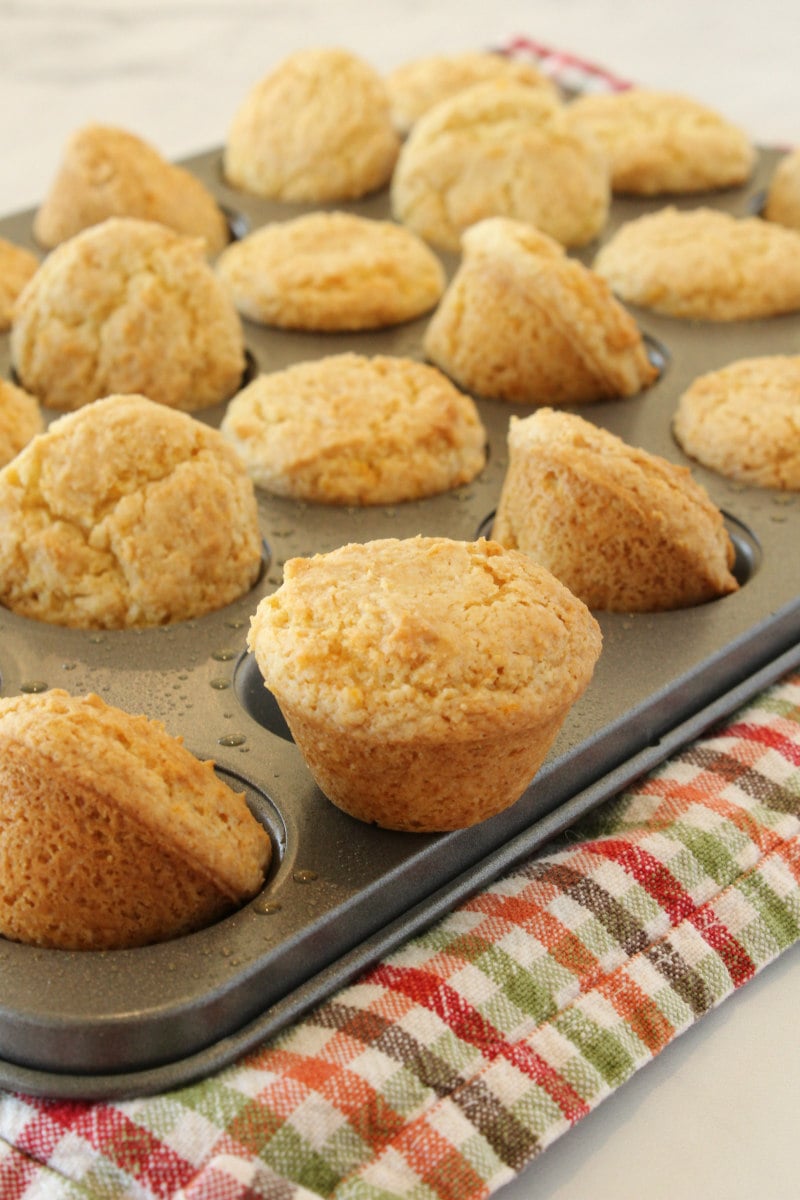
left=248, top=535, right=602, bottom=738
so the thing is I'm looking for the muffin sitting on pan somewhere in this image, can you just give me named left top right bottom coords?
left=566, top=88, right=754, bottom=195
left=763, top=148, right=800, bottom=231
left=215, top=211, right=445, bottom=331
left=33, top=123, right=230, bottom=254
left=224, top=47, right=400, bottom=202
left=0, top=689, right=271, bottom=950
left=0, top=379, right=43, bottom=467
left=11, top=217, right=245, bottom=412
left=248, top=536, right=601, bottom=832
left=493, top=409, right=739, bottom=612
left=391, top=80, right=609, bottom=252
left=594, top=207, right=800, bottom=320
left=674, top=355, right=800, bottom=490
left=424, top=217, right=657, bottom=405
left=0, top=394, right=262, bottom=629
left=220, top=354, right=486, bottom=505
left=0, top=236, right=39, bottom=331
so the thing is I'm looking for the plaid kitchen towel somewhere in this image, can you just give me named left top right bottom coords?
left=0, top=668, right=798, bottom=1200
left=501, top=35, right=633, bottom=93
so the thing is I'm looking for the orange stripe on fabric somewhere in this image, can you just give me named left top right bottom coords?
left=596, top=969, right=676, bottom=1056
left=632, top=773, right=790, bottom=855
left=277, top=1055, right=406, bottom=1146
left=223, top=1078, right=310, bottom=1155
left=464, top=891, right=601, bottom=977
left=779, top=836, right=800, bottom=882
left=242, top=1043, right=313, bottom=1079
left=391, top=1118, right=492, bottom=1200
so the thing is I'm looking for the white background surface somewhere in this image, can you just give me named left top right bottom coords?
left=1, top=2, right=799, bottom=1197
left=2, top=0, right=800, bottom=214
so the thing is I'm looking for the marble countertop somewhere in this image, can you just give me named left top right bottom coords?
left=0, top=2, right=798, bottom=1198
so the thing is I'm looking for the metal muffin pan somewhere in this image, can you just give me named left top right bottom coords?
left=0, top=146, right=797, bottom=1100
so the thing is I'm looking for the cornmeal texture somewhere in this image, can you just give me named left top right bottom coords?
left=0, top=379, right=43, bottom=467
left=424, top=217, right=657, bottom=404
left=11, top=217, right=245, bottom=411
left=0, top=690, right=271, bottom=950
left=594, top=206, right=800, bottom=319
left=221, top=353, right=486, bottom=504
left=493, top=408, right=739, bottom=611
left=764, top=148, right=800, bottom=231
left=391, top=81, right=609, bottom=251
left=33, top=123, right=230, bottom=254
left=0, top=236, right=38, bottom=331
left=216, top=211, right=445, bottom=330
left=248, top=536, right=601, bottom=831
left=567, top=88, right=754, bottom=195
left=0, top=393, right=262, bottom=628
left=224, top=47, right=400, bottom=201
left=674, top=355, right=800, bottom=489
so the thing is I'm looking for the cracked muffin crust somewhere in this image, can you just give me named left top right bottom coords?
left=224, top=47, right=400, bottom=202
left=11, top=217, right=245, bottom=411
left=385, top=50, right=559, bottom=135
left=220, top=352, right=487, bottom=504
left=673, top=355, right=800, bottom=490
left=0, top=689, right=271, bottom=950
left=248, top=535, right=602, bottom=831
left=0, top=393, right=263, bottom=628
left=593, top=206, right=800, bottom=320
left=215, top=211, right=445, bottom=330
left=567, top=88, right=755, bottom=195
left=390, top=80, right=609, bottom=252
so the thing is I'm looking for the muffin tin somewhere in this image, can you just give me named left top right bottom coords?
left=0, top=145, right=798, bottom=1100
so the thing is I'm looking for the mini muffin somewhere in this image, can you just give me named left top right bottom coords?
left=11, top=217, right=245, bottom=411
left=492, top=408, right=739, bottom=612
left=0, top=690, right=271, bottom=950
left=763, top=148, right=800, bottom=231
left=566, top=88, right=755, bottom=195
left=424, top=218, right=657, bottom=405
left=0, top=379, right=44, bottom=466
left=224, top=47, right=400, bottom=202
left=0, top=236, right=39, bottom=331
left=385, top=50, right=559, bottom=135
left=220, top=353, right=486, bottom=504
left=0, top=393, right=262, bottom=629
left=216, top=212, right=445, bottom=331
left=391, top=81, right=609, bottom=252
left=248, top=536, right=602, bottom=832
left=593, top=206, right=800, bottom=320
left=32, top=123, right=230, bottom=254
left=674, top=355, right=800, bottom=490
